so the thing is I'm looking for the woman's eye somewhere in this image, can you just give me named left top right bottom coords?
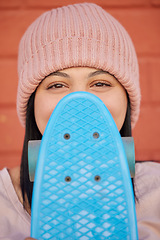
left=48, top=83, right=66, bottom=89
left=92, top=82, right=111, bottom=87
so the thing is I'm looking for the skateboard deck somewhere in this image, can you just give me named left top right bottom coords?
left=30, top=92, right=138, bottom=239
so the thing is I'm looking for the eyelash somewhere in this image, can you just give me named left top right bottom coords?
left=47, top=83, right=68, bottom=89
left=91, top=81, right=111, bottom=88
left=47, top=81, right=111, bottom=90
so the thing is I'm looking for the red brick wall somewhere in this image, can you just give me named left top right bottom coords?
left=0, top=0, right=160, bottom=169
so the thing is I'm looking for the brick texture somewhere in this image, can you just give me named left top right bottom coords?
left=0, top=152, right=21, bottom=169
left=133, top=105, right=160, bottom=161
left=149, top=58, right=160, bottom=102
left=0, top=0, right=22, bottom=8
left=151, top=0, right=160, bottom=6
left=138, top=57, right=160, bottom=103
left=109, top=9, right=160, bottom=55
left=26, top=0, right=150, bottom=8
left=0, top=10, right=44, bottom=56
left=0, top=0, right=160, bottom=169
left=0, top=58, right=18, bottom=104
left=0, top=108, right=24, bottom=152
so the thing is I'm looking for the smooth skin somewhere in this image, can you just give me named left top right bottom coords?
left=35, top=67, right=127, bottom=135
left=9, top=67, right=128, bottom=240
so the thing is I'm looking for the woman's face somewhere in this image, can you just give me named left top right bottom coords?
left=35, top=67, right=127, bottom=135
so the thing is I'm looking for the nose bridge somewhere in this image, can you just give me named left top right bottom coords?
left=71, top=79, right=87, bottom=92
left=72, top=86, right=87, bottom=93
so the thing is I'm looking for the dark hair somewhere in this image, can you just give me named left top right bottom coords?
left=120, top=94, right=132, bottom=137
left=20, top=92, right=133, bottom=208
left=20, top=91, right=42, bottom=209
left=119, top=96, right=136, bottom=199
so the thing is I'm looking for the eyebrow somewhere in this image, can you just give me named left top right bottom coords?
left=88, top=70, right=111, bottom=78
left=45, top=69, right=115, bottom=79
left=47, top=71, right=70, bottom=78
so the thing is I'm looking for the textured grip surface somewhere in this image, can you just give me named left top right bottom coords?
left=31, top=92, right=138, bottom=239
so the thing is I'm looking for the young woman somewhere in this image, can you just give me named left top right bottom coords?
left=0, top=3, right=160, bottom=240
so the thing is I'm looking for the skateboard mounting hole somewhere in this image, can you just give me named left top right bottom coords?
left=93, top=132, right=99, bottom=139
left=94, top=175, right=101, bottom=181
left=64, top=133, right=70, bottom=140
left=65, top=176, right=71, bottom=182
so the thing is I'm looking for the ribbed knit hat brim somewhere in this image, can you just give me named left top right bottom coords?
left=17, top=3, right=141, bottom=128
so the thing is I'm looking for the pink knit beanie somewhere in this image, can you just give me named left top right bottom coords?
left=17, top=3, right=141, bottom=128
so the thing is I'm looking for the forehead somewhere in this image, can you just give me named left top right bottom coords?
left=44, top=67, right=117, bottom=81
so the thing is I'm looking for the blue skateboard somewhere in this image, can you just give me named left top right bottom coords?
left=29, top=92, right=138, bottom=239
